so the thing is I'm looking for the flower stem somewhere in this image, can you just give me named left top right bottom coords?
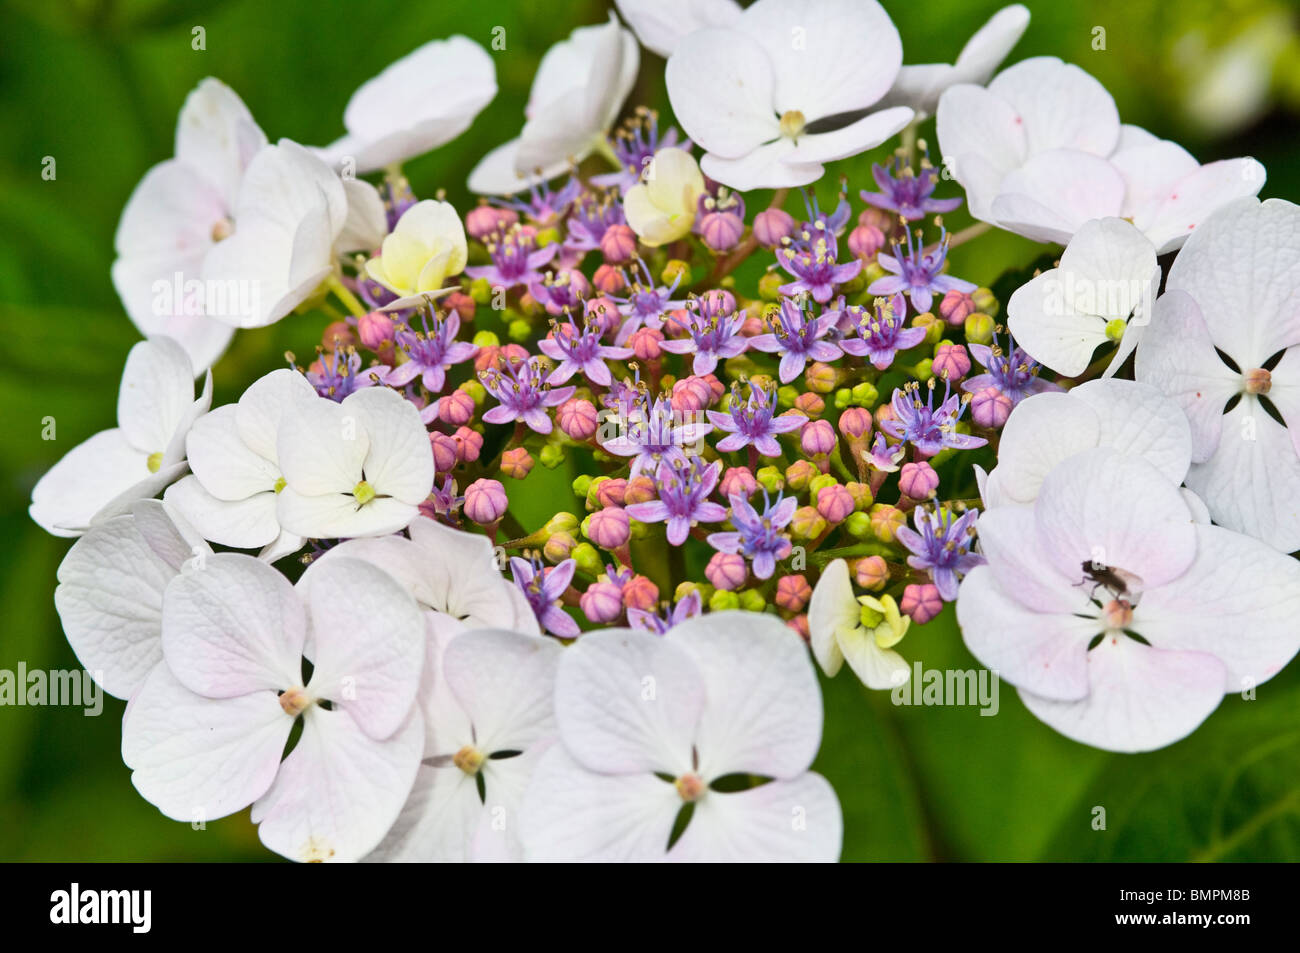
left=327, top=273, right=368, bottom=318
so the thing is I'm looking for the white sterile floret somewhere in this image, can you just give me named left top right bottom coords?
left=30, top=336, right=211, bottom=537
left=122, top=554, right=425, bottom=862
left=520, top=611, right=842, bottom=861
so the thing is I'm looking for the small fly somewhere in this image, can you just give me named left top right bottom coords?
left=1078, top=561, right=1140, bottom=600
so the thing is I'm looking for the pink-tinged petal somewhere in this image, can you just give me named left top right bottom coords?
left=364, top=763, right=481, bottom=862
left=778, top=350, right=806, bottom=384
left=555, top=627, right=704, bottom=776
left=1140, top=157, right=1267, bottom=256
left=519, top=745, right=682, bottom=861
left=123, top=662, right=290, bottom=822
left=1166, top=197, right=1300, bottom=367
left=991, top=149, right=1125, bottom=243
left=694, top=503, right=728, bottom=523
left=626, top=500, right=671, bottom=523
left=987, top=392, right=1102, bottom=504
left=754, top=435, right=782, bottom=457
left=715, top=433, right=749, bottom=453
left=668, top=611, right=821, bottom=779
left=162, top=552, right=305, bottom=696
left=1137, top=523, right=1300, bottom=689
left=1133, top=290, right=1238, bottom=463
left=1183, top=399, right=1300, bottom=553
left=252, top=705, right=423, bottom=862
left=985, top=56, right=1120, bottom=156
left=935, top=85, right=1027, bottom=214
left=522, top=408, right=554, bottom=434
left=1034, top=448, right=1196, bottom=590
left=163, top=477, right=280, bottom=549
left=300, top=556, right=425, bottom=739
left=543, top=385, right=578, bottom=406
left=1018, top=635, right=1225, bottom=753
left=669, top=772, right=841, bottom=862
left=1069, top=379, right=1192, bottom=487
left=957, top=565, right=1095, bottom=701
left=482, top=405, right=518, bottom=425
left=443, top=628, right=562, bottom=753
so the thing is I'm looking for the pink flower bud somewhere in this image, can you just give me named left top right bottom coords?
left=443, top=291, right=476, bottom=323
left=699, top=288, right=737, bottom=316
left=622, top=574, right=659, bottom=611
left=629, top=327, right=664, bottom=361
left=592, top=264, right=627, bottom=295
left=939, top=289, right=977, bottom=326
left=596, top=478, right=627, bottom=508
left=600, top=224, right=638, bottom=264
left=753, top=208, right=795, bottom=247
left=706, top=552, right=748, bottom=591
left=662, top=308, right=690, bottom=337
left=899, top=461, right=940, bottom=500
left=588, top=506, right=630, bottom=549
left=970, top=387, right=1012, bottom=429
left=875, top=402, right=898, bottom=428
left=580, top=580, right=624, bottom=623
left=794, top=392, right=825, bottom=416
left=800, top=418, right=837, bottom=457
left=838, top=406, right=873, bottom=440
left=624, top=476, right=656, bottom=505
left=500, top=446, right=533, bottom=480
left=464, top=478, right=508, bottom=524
left=357, top=311, right=395, bottom=350
left=787, top=613, right=810, bottom=642
left=900, top=582, right=944, bottom=624
left=438, top=389, right=476, bottom=426
left=558, top=398, right=599, bottom=441
left=719, top=466, right=758, bottom=499
left=466, top=204, right=518, bottom=241
left=816, top=484, right=855, bottom=523
left=453, top=426, right=483, bottom=464
left=785, top=459, right=817, bottom=491
left=775, top=574, right=812, bottom=613
left=699, top=210, right=745, bottom=252
left=932, top=342, right=971, bottom=382
left=429, top=432, right=458, bottom=473
left=585, top=295, right=622, bottom=335
left=672, top=375, right=713, bottom=413
left=321, top=320, right=355, bottom=350
left=848, top=223, right=885, bottom=261
left=854, top=555, right=889, bottom=590
left=858, top=206, right=894, bottom=233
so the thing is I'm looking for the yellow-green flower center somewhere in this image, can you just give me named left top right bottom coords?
left=1104, top=318, right=1127, bottom=342
left=273, top=476, right=287, bottom=494
left=453, top=745, right=485, bottom=775
left=779, top=110, right=806, bottom=140
left=352, top=480, right=376, bottom=505
left=146, top=451, right=164, bottom=474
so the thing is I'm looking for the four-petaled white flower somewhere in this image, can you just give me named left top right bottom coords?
left=30, top=336, right=212, bottom=537
left=878, top=4, right=1030, bottom=120
left=957, top=448, right=1300, bottom=753
left=1007, top=217, right=1159, bottom=377
left=111, top=79, right=266, bottom=372
left=520, top=612, right=842, bottom=861
left=316, top=35, right=497, bottom=175
left=807, top=558, right=911, bottom=690
left=368, top=628, right=562, bottom=862
left=975, top=378, right=1198, bottom=517
left=468, top=14, right=638, bottom=195
left=936, top=56, right=1265, bottom=251
left=123, top=554, right=426, bottom=862
left=164, top=368, right=318, bottom=562
left=1136, top=197, right=1300, bottom=551
left=275, top=386, right=434, bottom=540
left=665, top=0, right=913, bottom=192
left=55, top=500, right=210, bottom=699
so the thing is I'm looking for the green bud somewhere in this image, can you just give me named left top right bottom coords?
left=535, top=226, right=561, bottom=247
left=709, top=589, right=741, bottom=612
left=833, top=388, right=853, bottom=410
left=508, top=318, right=532, bottom=343
left=846, top=511, right=873, bottom=539
left=964, top=311, right=995, bottom=346
left=459, top=379, right=486, bottom=404
left=538, top=443, right=566, bottom=470
left=972, top=287, right=998, bottom=317
left=758, top=272, right=785, bottom=301
left=738, top=589, right=766, bottom=612
left=790, top=505, right=827, bottom=540
left=469, top=277, right=493, bottom=304
left=756, top=466, right=785, bottom=493
left=808, top=473, right=837, bottom=498
left=911, top=358, right=934, bottom=382
left=472, top=329, right=500, bottom=349
left=675, top=581, right=714, bottom=603
left=1104, top=318, right=1127, bottom=342
left=544, top=512, right=579, bottom=536
left=628, top=518, right=651, bottom=541
left=571, top=474, right=593, bottom=499
left=662, top=259, right=691, bottom=286
left=850, top=381, right=878, bottom=407
left=570, top=542, right=604, bottom=578
left=858, top=600, right=885, bottom=629
left=586, top=476, right=610, bottom=510
left=777, top=385, right=800, bottom=409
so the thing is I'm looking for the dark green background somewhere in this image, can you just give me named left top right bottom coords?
left=2, top=0, right=1297, bottom=860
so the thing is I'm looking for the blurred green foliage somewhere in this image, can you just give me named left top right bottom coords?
left=1, top=0, right=1297, bottom=861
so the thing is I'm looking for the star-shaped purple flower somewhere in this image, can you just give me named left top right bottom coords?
left=748, top=296, right=842, bottom=384
left=775, top=221, right=862, bottom=303
left=881, top=380, right=988, bottom=457
left=612, top=259, right=685, bottom=343
left=962, top=327, right=1062, bottom=406
left=837, top=292, right=928, bottom=370
left=589, top=108, right=690, bottom=195
left=860, top=153, right=962, bottom=222
left=707, top=490, right=797, bottom=580
left=511, top=556, right=579, bottom=638
left=537, top=313, right=633, bottom=386
left=869, top=225, right=975, bottom=315
left=626, top=457, right=728, bottom=545
left=465, top=225, right=558, bottom=290
left=306, top=347, right=392, bottom=401
left=600, top=391, right=712, bottom=478
left=627, top=589, right=703, bottom=635
left=479, top=356, right=575, bottom=435
left=706, top=381, right=803, bottom=457
left=894, top=506, right=984, bottom=601
left=657, top=291, right=748, bottom=376
left=386, top=310, right=478, bottom=394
